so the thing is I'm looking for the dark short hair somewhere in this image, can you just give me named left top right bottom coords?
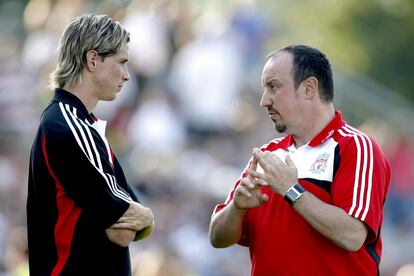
left=268, top=45, right=334, bottom=102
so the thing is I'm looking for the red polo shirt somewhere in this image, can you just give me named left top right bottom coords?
left=214, top=111, right=391, bottom=276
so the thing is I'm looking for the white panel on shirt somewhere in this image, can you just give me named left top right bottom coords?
left=257, top=138, right=338, bottom=182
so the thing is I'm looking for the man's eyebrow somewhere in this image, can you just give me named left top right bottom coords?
left=263, top=77, right=280, bottom=86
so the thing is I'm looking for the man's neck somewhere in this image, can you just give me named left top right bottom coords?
left=62, top=84, right=97, bottom=113
left=293, top=104, right=335, bottom=148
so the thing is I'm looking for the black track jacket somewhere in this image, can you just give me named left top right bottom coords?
left=27, top=88, right=139, bottom=275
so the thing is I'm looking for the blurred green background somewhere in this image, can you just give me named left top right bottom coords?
left=0, top=0, right=413, bottom=275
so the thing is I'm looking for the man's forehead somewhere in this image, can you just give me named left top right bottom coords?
left=262, top=52, right=293, bottom=79
left=267, top=51, right=292, bottom=69
left=122, top=44, right=129, bottom=53
left=116, top=46, right=129, bottom=57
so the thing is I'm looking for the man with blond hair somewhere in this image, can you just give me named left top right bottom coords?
left=27, top=14, right=154, bottom=275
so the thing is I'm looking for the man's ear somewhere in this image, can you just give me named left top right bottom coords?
left=85, top=50, right=99, bottom=72
left=303, top=77, right=318, bottom=99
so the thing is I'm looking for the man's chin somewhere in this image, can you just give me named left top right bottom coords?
left=104, top=94, right=118, bottom=101
left=273, top=122, right=286, bottom=133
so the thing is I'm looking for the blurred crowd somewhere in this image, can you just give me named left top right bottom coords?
left=0, top=0, right=413, bottom=275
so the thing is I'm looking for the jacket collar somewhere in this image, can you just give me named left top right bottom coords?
left=51, top=88, right=97, bottom=124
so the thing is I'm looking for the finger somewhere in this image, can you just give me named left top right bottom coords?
left=285, top=154, right=295, bottom=168
left=249, top=155, right=258, bottom=171
left=261, top=151, right=280, bottom=167
left=241, top=177, right=255, bottom=189
left=117, top=216, right=126, bottom=223
left=269, top=153, right=287, bottom=169
left=110, top=222, right=137, bottom=230
left=252, top=149, right=270, bottom=173
left=259, top=193, right=269, bottom=204
left=236, top=186, right=252, bottom=198
left=247, top=168, right=266, bottom=180
left=253, top=177, right=268, bottom=186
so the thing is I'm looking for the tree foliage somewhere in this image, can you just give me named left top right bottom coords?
left=263, top=0, right=414, bottom=103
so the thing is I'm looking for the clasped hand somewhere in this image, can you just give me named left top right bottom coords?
left=233, top=148, right=298, bottom=210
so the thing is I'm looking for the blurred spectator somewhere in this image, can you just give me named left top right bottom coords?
left=168, top=11, right=243, bottom=135
left=123, top=0, right=171, bottom=88
left=386, top=136, right=414, bottom=231
left=127, top=87, right=187, bottom=156
left=230, top=0, right=271, bottom=87
left=3, top=226, right=28, bottom=276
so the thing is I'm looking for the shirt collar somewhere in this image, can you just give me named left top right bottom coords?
left=276, top=110, right=346, bottom=149
left=308, top=110, right=345, bottom=147
left=51, top=88, right=97, bottom=124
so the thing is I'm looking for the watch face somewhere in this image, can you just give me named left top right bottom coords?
left=287, top=189, right=299, bottom=200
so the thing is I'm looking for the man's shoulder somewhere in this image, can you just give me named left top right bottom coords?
left=334, top=123, right=376, bottom=145
left=334, top=123, right=387, bottom=159
left=40, top=101, right=75, bottom=136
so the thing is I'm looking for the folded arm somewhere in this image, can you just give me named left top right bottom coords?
left=106, top=201, right=154, bottom=247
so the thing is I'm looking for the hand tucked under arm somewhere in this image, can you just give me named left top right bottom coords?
left=133, top=221, right=154, bottom=241
left=106, top=202, right=154, bottom=246
left=105, top=228, right=136, bottom=247
left=110, top=201, right=154, bottom=231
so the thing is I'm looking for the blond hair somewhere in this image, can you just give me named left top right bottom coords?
left=49, top=14, right=130, bottom=89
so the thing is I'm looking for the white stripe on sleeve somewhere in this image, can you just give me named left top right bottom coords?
left=59, top=102, right=131, bottom=203
left=338, top=126, right=373, bottom=221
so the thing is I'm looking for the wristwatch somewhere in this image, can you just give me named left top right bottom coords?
left=284, top=183, right=306, bottom=206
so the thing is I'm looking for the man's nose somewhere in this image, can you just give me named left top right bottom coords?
left=123, top=69, right=130, bottom=81
left=260, top=90, right=272, bottom=107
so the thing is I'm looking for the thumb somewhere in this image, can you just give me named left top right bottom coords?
left=249, top=155, right=258, bottom=171
left=259, top=193, right=269, bottom=204
left=285, top=154, right=295, bottom=168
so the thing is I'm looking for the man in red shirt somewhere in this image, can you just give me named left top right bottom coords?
left=209, top=45, right=390, bottom=275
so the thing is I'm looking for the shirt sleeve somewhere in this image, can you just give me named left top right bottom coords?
left=42, top=125, right=131, bottom=230
left=331, top=134, right=391, bottom=243
left=113, top=156, right=140, bottom=203
left=212, top=161, right=251, bottom=246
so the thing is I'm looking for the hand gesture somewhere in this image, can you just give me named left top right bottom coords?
left=233, top=156, right=269, bottom=210
left=248, top=148, right=298, bottom=196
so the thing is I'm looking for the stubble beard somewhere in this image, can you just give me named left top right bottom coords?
left=273, top=120, right=287, bottom=133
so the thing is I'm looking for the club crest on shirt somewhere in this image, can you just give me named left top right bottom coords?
left=310, top=153, right=330, bottom=173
